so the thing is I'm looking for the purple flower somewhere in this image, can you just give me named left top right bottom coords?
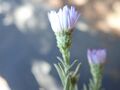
left=48, top=5, right=80, bottom=32
left=87, top=49, right=107, bottom=64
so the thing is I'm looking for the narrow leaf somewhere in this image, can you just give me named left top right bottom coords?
left=58, top=63, right=65, bottom=77
left=68, top=59, right=78, bottom=71
left=64, top=74, right=70, bottom=90
left=54, top=64, right=65, bottom=86
left=57, top=56, right=65, bottom=68
left=73, top=63, right=81, bottom=76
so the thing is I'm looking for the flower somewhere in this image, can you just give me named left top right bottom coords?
left=87, top=49, right=106, bottom=65
left=48, top=5, right=80, bottom=32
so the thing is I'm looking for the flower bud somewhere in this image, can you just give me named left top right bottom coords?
left=87, top=49, right=106, bottom=65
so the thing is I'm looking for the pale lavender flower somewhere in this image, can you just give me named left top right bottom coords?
left=87, top=49, right=106, bottom=64
left=48, top=5, right=80, bottom=32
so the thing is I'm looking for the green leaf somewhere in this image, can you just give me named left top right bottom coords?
left=64, top=74, right=70, bottom=90
left=73, top=63, right=81, bottom=76
left=58, top=63, right=65, bottom=77
left=57, top=56, right=65, bottom=68
left=54, top=64, right=65, bottom=86
left=88, top=79, right=94, bottom=90
left=67, top=59, right=78, bottom=71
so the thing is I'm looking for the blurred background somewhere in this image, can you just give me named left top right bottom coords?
left=0, top=0, right=120, bottom=90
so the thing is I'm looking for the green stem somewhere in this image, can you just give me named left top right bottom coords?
left=55, top=31, right=78, bottom=90
left=61, top=44, right=77, bottom=90
left=93, top=77, right=101, bottom=90
left=61, top=48, right=70, bottom=68
left=90, top=64, right=103, bottom=90
left=61, top=48, right=71, bottom=90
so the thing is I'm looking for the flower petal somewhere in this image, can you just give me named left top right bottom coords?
left=48, top=5, right=80, bottom=32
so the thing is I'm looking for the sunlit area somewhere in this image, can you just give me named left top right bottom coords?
left=32, top=60, right=61, bottom=90
left=0, top=0, right=120, bottom=90
left=0, top=77, right=11, bottom=90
